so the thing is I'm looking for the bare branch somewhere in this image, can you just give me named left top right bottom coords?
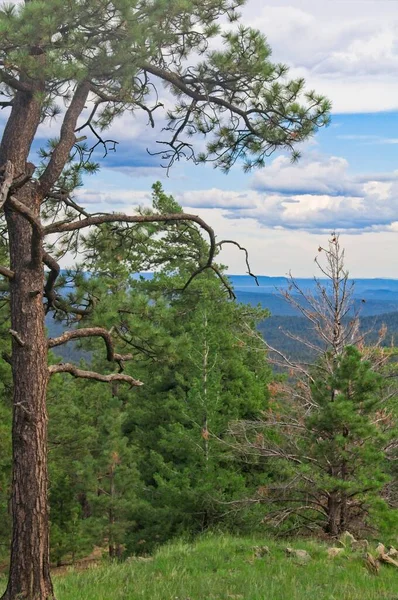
left=7, top=195, right=43, bottom=235
left=49, top=362, right=142, bottom=386
left=217, top=239, right=259, bottom=286
left=43, top=251, right=60, bottom=310
left=0, top=265, right=14, bottom=280
left=0, top=71, right=33, bottom=93
left=48, top=327, right=133, bottom=364
left=9, top=329, right=25, bottom=347
left=0, top=160, right=14, bottom=208
left=7, top=194, right=43, bottom=265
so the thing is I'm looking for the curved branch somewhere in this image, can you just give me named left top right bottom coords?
left=7, top=195, right=43, bottom=235
left=45, top=212, right=217, bottom=285
left=52, top=297, right=94, bottom=317
left=49, top=363, right=142, bottom=386
left=7, top=194, right=43, bottom=266
left=217, top=239, right=259, bottom=286
left=48, top=327, right=133, bottom=364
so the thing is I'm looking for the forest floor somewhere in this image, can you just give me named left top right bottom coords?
left=1, top=534, right=398, bottom=599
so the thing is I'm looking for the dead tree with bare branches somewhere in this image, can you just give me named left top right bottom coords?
left=227, top=235, right=398, bottom=538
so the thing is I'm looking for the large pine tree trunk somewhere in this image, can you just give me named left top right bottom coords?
left=1, top=186, right=55, bottom=600
left=0, top=73, right=55, bottom=599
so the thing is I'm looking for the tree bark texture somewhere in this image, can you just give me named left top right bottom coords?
left=1, top=83, right=55, bottom=599
left=1, top=187, right=54, bottom=600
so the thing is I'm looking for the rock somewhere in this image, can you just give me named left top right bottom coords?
left=376, top=543, right=386, bottom=557
left=352, top=539, right=369, bottom=551
left=285, top=548, right=312, bottom=563
left=253, top=546, right=270, bottom=558
left=379, top=553, right=398, bottom=568
left=375, top=543, right=398, bottom=568
left=339, top=531, right=357, bottom=548
left=364, top=553, right=380, bottom=575
left=327, top=547, right=344, bottom=558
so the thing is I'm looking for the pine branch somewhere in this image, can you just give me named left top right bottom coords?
left=217, top=239, right=259, bottom=285
left=39, top=81, right=91, bottom=196
left=0, top=265, right=14, bottom=280
left=44, top=212, right=217, bottom=291
left=48, top=327, right=133, bottom=364
left=48, top=362, right=142, bottom=386
left=0, top=70, right=32, bottom=93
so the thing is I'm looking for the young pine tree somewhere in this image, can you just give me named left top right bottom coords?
left=229, top=236, right=398, bottom=537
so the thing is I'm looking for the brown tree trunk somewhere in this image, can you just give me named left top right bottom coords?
left=325, top=492, right=341, bottom=537
left=1, top=184, right=54, bottom=599
left=0, top=67, right=55, bottom=598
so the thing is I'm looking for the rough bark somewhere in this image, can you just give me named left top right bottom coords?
left=2, top=185, right=55, bottom=600
left=325, top=492, right=341, bottom=537
left=0, top=75, right=55, bottom=598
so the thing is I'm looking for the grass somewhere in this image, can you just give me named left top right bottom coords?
left=1, top=534, right=398, bottom=599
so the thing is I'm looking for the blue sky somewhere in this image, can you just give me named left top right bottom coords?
left=5, top=0, right=398, bottom=277
left=74, top=0, right=398, bottom=278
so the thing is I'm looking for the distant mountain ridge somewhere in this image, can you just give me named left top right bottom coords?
left=47, top=273, right=398, bottom=364
left=229, top=275, right=398, bottom=317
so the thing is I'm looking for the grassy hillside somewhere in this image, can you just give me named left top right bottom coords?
left=3, top=535, right=396, bottom=600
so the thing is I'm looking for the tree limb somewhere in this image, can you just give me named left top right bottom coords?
left=7, top=195, right=43, bottom=235
left=217, top=239, right=259, bottom=286
left=49, top=362, right=142, bottom=386
left=7, top=194, right=43, bottom=266
left=0, top=160, right=14, bottom=209
left=45, top=212, right=217, bottom=288
left=9, top=329, right=25, bottom=347
left=0, top=71, right=33, bottom=93
left=39, top=81, right=91, bottom=196
left=0, top=265, right=14, bottom=280
left=48, top=327, right=133, bottom=364
left=43, top=251, right=60, bottom=310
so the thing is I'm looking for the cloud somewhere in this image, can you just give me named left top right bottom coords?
left=239, top=1, right=398, bottom=113
left=76, top=188, right=151, bottom=208
left=251, top=155, right=363, bottom=197
left=176, top=189, right=258, bottom=209
left=178, top=154, right=398, bottom=233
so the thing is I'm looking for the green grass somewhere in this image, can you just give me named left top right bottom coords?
left=1, top=535, right=398, bottom=599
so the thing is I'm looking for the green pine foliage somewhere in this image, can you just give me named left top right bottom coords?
left=121, top=272, right=272, bottom=553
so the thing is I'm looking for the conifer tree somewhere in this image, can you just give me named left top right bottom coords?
left=229, top=236, right=398, bottom=537
left=0, top=1, right=329, bottom=596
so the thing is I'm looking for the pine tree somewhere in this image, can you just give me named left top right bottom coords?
left=69, top=184, right=273, bottom=552
left=0, top=1, right=329, bottom=595
left=229, top=236, right=398, bottom=537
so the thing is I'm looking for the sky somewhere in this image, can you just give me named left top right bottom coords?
left=5, top=0, right=398, bottom=277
